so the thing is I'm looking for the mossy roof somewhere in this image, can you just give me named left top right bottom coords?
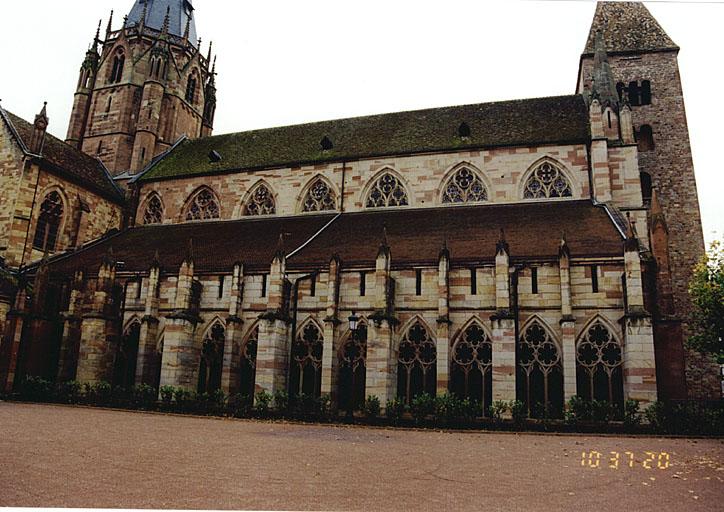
left=139, top=95, right=590, bottom=182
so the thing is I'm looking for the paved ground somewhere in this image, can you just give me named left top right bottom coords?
left=0, top=402, right=722, bottom=511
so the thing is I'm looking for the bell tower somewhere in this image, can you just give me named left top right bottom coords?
left=65, top=0, right=217, bottom=178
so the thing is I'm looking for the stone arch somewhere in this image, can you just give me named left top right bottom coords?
left=519, top=156, right=576, bottom=200
left=449, top=316, right=493, bottom=415
left=297, top=174, right=339, bottom=213
left=362, top=167, right=411, bottom=209
left=112, top=317, right=141, bottom=389
left=439, top=162, right=491, bottom=205
left=32, top=186, right=69, bottom=253
left=396, top=315, right=437, bottom=404
left=575, top=315, right=624, bottom=406
left=241, top=180, right=277, bottom=217
left=140, top=191, right=165, bottom=225
left=290, top=317, right=325, bottom=398
left=198, top=318, right=226, bottom=394
left=337, top=316, right=369, bottom=413
left=108, top=47, right=126, bottom=84
left=185, top=67, right=200, bottom=104
left=181, top=185, right=221, bottom=222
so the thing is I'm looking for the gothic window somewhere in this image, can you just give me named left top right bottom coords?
left=366, top=172, right=409, bottom=208
left=517, top=320, right=564, bottom=418
left=640, top=80, right=652, bottom=105
left=244, top=184, right=276, bottom=216
left=198, top=322, right=225, bottom=394
left=637, top=125, right=655, bottom=152
left=442, top=166, right=488, bottom=204
left=339, top=323, right=367, bottom=413
left=523, top=161, right=573, bottom=199
left=33, top=191, right=64, bottom=252
left=302, top=178, right=336, bottom=212
left=576, top=320, right=624, bottom=406
left=450, top=321, right=492, bottom=416
left=289, top=321, right=324, bottom=398
left=640, top=171, right=652, bottom=205
left=397, top=319, right=436, bottom=404
left=239, top=325, right=258, bottom=398
left=184, top=187, right=220, bottom=221
left=143, top=194, right=164, bottom=225
left=109, top=51, right=125, bottom=84
left=113, top=321, right=141, bottom=389
left=185, top=74, right=198, bottom=104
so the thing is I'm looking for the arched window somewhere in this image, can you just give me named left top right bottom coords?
left=640, top=80, right=652, bottom=105
left=184, top=187, right=220, bottom=221
left=113, top=321, right=141, bottom=389
left=289, top=321, right=324, bottom=398
left=33, top=191, right=64, bottom=252
left=640, top=171, right=653, bottom=205
left=442, top=166, right=488, bottom=204
left=450, top=320, right=492, bottom=416
left=302, top=178, right=336, bottom=212
left=185, top=74, right=198, bottom=104
left=143, top=194, right=164, bottom=225
left=576, top=320, right=624, bottom=406
left=239, top=325, right=259, bottom=399
left=518, top=319, right=564, bottom=418
left=628, top=81, right=641, bottom=106
left=397, top=319, right=436, bottom=404
left=198, top=322, right=225, bottom=394
left=244, top=183, right=276, bottom=216
left=523, top=160, right=573, bottom=199
left=109, top=51, right=125, bottom=84
left=637, top=125, right=655, bottom=152
left=338, top=323, right=367, bottom=414
left=616, top=82, right=626, bottom=103
left=366, top=172, right=409, bottom=208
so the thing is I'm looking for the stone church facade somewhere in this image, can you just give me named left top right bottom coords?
left=0, top=1, right=718, bottom=416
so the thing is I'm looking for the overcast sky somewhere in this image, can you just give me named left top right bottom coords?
left=1, top=0, right=721, bottom=246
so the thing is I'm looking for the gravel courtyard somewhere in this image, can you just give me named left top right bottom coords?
left=0, top=402, right=722, bottom=511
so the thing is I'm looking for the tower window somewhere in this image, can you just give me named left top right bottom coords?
left=261, top=274, right=267, bottom=298
left=640, top=171, right=653, bottom=205
left=359, top=271, right=366, bottom=297
left=415, top=269, right=422, bottom=296
left=218, top=275, right=225, bottom=299
left=636, top=125, right=655, bottom=152
left=640, top=80, right=652, bottom=105
left=628, top=81, right=641, bottom=106
left=32, top=191, right=64, bottom=252
left=591, top=265, right=599, bottom=293
left=109, top=51, right=125, bottom=84
left=320, top=136, right=333, bottom=151
left=616, top=82, right=626, bottom=102
left=458, top=122, right=471, bottom=138
left=310, top=274, right=316, bottom=297
left=106, top=96, right=112, bottom=113
left=185, top=75, right=198, bottom=104
left=470, top=268, right=477, bottom=295
left=531, top=267, right=538, bottom=295
left=136, top=276, right=143, bottom=299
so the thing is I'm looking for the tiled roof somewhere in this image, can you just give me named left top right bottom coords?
left=583, top=2, right=678, bottom=56
left=1, top=109, right=125, bottom=204
left=138, top=95, right=591, bottom=182
left=44, top=200, right=624, bottom=275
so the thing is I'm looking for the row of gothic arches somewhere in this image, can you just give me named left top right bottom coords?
left=115, top=314, right=624, bottom=417
left=140, top=159, right=576, bottom=224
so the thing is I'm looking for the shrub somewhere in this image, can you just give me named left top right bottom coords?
left=591, top=400, right=617, bottom=424
left=273, top=389, right=289, bottom=413
left=410, top=393, right=435, bottom=424
left=173, top=388, right=194, bottom=413
left=85, top=381, right=112, bottom=406
left=489, top=400, right=508, bottom=421
left=55, top=380, right=82, bottom=404
left=460, top=398, right=480, bottom=423
left=385, top=397, right=406, bottom=425
left=509, top=400, right=527, bottom=426
left=317, top=394, right=332, bottom=420
left=159, top=385, right=175, bottom=405
left=227, top=393, right=252, bottom=418
left=434, top=393, right=463, bottom=426
left=565, top=395, right=591, bottom=424
left=130, top=384, right=157, bottom=410
left=624, top=399, right=641, bottom=429
left=19, top=376, right=53, bottom=402
left=363, top=395, right=381, bottom=419
left=209, top=389, right=227, bottom=416
left=254, top=391, right=272, bottom=415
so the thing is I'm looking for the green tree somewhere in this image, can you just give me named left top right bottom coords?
left=687, top=240, right=724, bottom=363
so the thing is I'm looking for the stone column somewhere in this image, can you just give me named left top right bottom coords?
left=321, top=255, right=341, bottom=406
left=135, top=256, right=161, bottom=386
left=57, top=270, right=85, bottom=381
left=221, top=262, right=244, bottom=394
left=0, top=287, right=28, bottom=392
left=491, top=232, right=516, bottom=403
left=436, top=242, right=451, bottom=395
left=255, top=242, right=290, bottom=396
left=589, top=99, right=612, bottom=203
left=366, top=235, right=397, bottom=409
left=558, top=238, right=577, bottom=402
left=619, top=103, right=635, bottom=144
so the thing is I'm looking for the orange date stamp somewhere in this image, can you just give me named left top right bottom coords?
left=581, top=451, right=671, bottom=470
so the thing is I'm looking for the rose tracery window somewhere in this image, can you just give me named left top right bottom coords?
left=33, top=191, right=64, bottom=252
left=184, top=188, right=220, bottom=221
left=302, top=179, right=336, bottom=212
left=239, top=325, right=258, bottom=398
left=523, top=161, right=573, bottom=199
left=576, top=321, right=624, bottom=405
left=198, top=323, right=225, bottom=394
left=518, top=320, right=564, bottom=418
left=339, top=323, right=367, bottom=413
left=290, top=322, right=324, bottom=397
left=450, top=321, right=492, bottom=415
left=397, top=320, right=436, bottom=404
left=442, top=167, right=488, bottom=204
left=143, top=194, right=163, bottom=225
left=244, top=184, right=276, bottom=216
left=366, top=172, right=409, bottom=208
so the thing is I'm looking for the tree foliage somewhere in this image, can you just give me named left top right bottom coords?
left=687, top=240, right=724, bottom=363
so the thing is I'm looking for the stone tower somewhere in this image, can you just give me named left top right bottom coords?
left=65, top=0, right=217, bottom=177
left=577, top=2, right=712, bottom=398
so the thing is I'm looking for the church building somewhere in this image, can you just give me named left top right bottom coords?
left=0, top=1, right=718, bottom=416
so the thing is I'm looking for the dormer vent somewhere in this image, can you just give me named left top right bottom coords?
left=208, top=150, right=222, bottom=162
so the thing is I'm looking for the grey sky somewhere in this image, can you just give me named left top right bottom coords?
left=1, top=0, right=721, bottom=245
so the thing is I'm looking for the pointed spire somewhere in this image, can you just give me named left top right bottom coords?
left=183, top=9, right=192, bottom=41
left=439, top=238, right=449, bottom=260
left=559, top=231, right=570, bottom=259
left=590, top=30, right=619, bottom=109
left=92, top=19, right=102, bottom=52
left=139, top=0, right=148, bottom=30
left=106, top=10, right=114, bottom=38
left=207, top=40, right=213, bottom=62
left=496, top=228, right=509, bottom=256
left=624, top=213, right=640, bottom=252
left=274, top=232, right=286, bottom=261
left=184, top=238, right=194, bottom=265
left=649, top=188, right=668, bottom=234
left=161, top=6, right=170, bottom=36
left=151, top=249, right=161, bottom=270
left=29, top=101, right=49, bottom=154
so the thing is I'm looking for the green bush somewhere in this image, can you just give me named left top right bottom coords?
left=173, top=388, right=194, bottom=413
left=591, top=400, right=617, bottom=424
left=273, top=389, right=289, bottom=413
left=363, top=395, right=381, bottom=419
left=317, top=394, right=332, bottom=420
left=55, top=380, right=82, bottom=404
left=19, top=376, right=53, bottom=402
left=434, top=393, right=463, bottom=425
left=227, top=393, right=252, bottom=418
left=644, top=400, right=724, bottom=435
left=565, top=395, right=591, bottom=424
left=460, top=398, right=480, bottom=422
left=624, top=399, right=641, bottom=428
left=509, top=400, right=527, bottom=426
left=85, top=381, right=112, bottom=406
left=489, top=400, right=508, bottom=421
left=410, top=393, right=435, bottom=424
left=254, top=391, right=272, bottom=415
left=385, top=397, right=406, bottom=424
left=159, top=385, right=175, bottom=404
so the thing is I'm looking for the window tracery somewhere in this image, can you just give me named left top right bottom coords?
left=523, top=161, right=573, bottom=199
left=143, top=194, right=163, bottom=225
left=518, top=320, right=564, bottom=417
left=109, top=51, right=125, bottom=84
left=302, top=179, right=336, bottom=212
left=244, top=184, right=276, bottom=216
left=442, top=166, right=488, bottom=204
left=366, top=172, right=409, bottom=208
left=450, top=321, right=492, bottom=415
left=339, top=323, right=367, bottom=412
left=184, top=188, right=220, bottom=221
left=397, top=320, right=436, bottom=404
left=198, top=322, right=225, bottom=394
left=33, top=191, right=64, bottom=252
left=576, top=321, right=624, bottom=405
left=290, top=322, right=324, bottom=397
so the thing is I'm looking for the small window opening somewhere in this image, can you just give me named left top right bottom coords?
left=607, top=110, right=612, bottom=129
left=136, top=277, right=143, bottom=299
left=458, top=122, right=471, bottom=138
left=310, top=274, right=316, bottom=297
left=591, top=265, right=599, bottom=293
left=531, top=267, right=538, bottom=295
left=97, top=140, right=103, bottom=155
left=261, top=274, right=267, bottom=298
left=320, top=136, right=333, bottom=151
left=637, top=125, right=655, bottom=152
left=640, top=80, right=651, bottom=105
left=616, top=82, right=626, bottom=102
left=218, top=275, right=225, bottom=300
left=470, top=268, right=477, bottom=295
left=628, top=81, right=641, bottom=106
left=140, top=147, right=146, bottom=163
left=640, top=171, right=653, bottom=205
left=208, top=150, right=222, bottom=163
left=415, top=269, right=422, bottom=296
left=359, top=271, right=366, bottom=297
left=106, top=96, right=112, bottom=113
